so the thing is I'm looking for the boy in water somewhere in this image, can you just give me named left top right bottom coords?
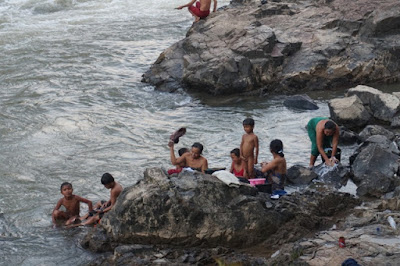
left=240, top=118, right=259, bottom=179
left=176, top=0, right=218, bottom=22
left=79, top=173, right=123, bottom=226
left=52, top=182, right=93, bottom=227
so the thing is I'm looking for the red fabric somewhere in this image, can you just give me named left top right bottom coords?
left=231, top=162, right=245, bottom=177
left=168, top=168, right=183, bottom=175
left=189, top=2, right=210, bottom=18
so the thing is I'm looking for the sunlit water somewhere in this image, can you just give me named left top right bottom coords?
left=0, top=0, right=394, bottom=264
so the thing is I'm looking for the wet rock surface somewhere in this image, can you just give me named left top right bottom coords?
left=142, top=0, right=400, bottom=95
left=83, top=169, right=360, bottom=265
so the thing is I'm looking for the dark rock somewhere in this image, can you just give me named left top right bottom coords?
left=351, top=144, right=400, bottom=197
left=81, top=227, right=114, bottom=253
left=283, top=94, right=319, bottom=110
left=286, top=165, right=318, bottom=185
left=358, top=125, right=395, bottom=142
left=143, top=0, right=400, bottom=95
left=339, top=126, right=359, bottom=145
left=82, top=168, right=360, bottom=253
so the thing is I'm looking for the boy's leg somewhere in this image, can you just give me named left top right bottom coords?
left=242, top=157, right=249, bottom=178
left=247, top=157, right=255, bottom=179
left=53, top=210, right=69, bottom=223
left=65, top=215, right=80, bottom=226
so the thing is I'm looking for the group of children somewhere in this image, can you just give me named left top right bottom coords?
left=168, top=118, right=287, bottom=192
left=52, top=173, right=122, bottom=227
left=53, top=117, right=287, bottom=227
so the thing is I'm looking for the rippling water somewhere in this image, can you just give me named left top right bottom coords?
left=0, top=0, right=360, bottom=264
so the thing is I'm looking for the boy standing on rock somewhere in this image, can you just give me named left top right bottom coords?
left=176, top=0, right=217, bottom=22
left=240, top=118, right=259, bottom=179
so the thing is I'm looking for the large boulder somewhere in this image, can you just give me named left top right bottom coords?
left=351, top=144, right=400, bottom=197
left=99, top=168, right=283, bottom=248
left=329, top=95, right=371, bottom=129
left=82, top=168, right=360, bottom=254
left=347, top=85, right=400, bottom=122
left=143, top=0, right=400, bottom=95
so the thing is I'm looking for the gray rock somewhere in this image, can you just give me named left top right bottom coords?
left=347, top=85, right=400, bottom=122
left=329, top=95, right=371, bottom=129
left=358, top=125, right=395, bottom=142
left=286, top=165, right=318, bottom=185
left=143, top=0, right=400, bottom=95
left=283, top=94, right=319, bottom=110
left=339, top=126, right=359, bottom=145
left=351, top=144, right=399, bottom=197
left=83, top=168, right=360, bottom=252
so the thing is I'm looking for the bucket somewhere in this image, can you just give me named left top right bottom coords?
left=321, top=147, right=341, bottom=162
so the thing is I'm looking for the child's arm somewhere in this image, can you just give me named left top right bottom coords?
left=169, top=144, right=185, bottom=166
left=213, top=0, right=217, bottom=12
left=201, top=158, right=208, bottom=173
left=240, top=135, right=244, bottom=158
left=176, top=0, right=196, bottom=9
left=102, top=187, right=122, bottom=213
left=52, top=199, right=63, bottom=225
left=76, top=196, right=93, bottom=212
left=261, top=159, right=278, bottom=173
left=254, top=135, right=259, bottom=164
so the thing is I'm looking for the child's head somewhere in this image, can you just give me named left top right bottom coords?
left=191, top=142, right=203, bottom=159
left=270, top=139, right=284, bottom=157
left=101, top=173, right=114, bottom=188
left=178, top=148, right=189, bottom=156
left=230, top=148, right=241, bottom=163
left=60, top=182, right=73, bottom=196
left=243, top=118, right=255, bottom=133
left=324, top=120, right=336, bottom=136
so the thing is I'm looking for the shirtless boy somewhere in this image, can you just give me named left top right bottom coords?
left=52, top=182, right=93, bottom=227
left=170, top=142, right=208, bottom=173
left=240, top=118, right=259, bottom=179
left=79, top=173, right=123, bottom=226
left=177, top=0, right=217, bottom=22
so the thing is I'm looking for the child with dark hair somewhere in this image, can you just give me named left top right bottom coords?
left=230, top=148, right=246, bottom=177
left=168, top=147, right=190, bottom=175
left=52, top=182, right=93, bottom=227
left=240, top=118, right=259, bottom=179
left=77, top=173, right=123, bottom=226
left=260, top=139, right=287, bottom=193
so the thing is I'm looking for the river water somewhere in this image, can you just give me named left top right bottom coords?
left=0, top=0, right=370, bottom=265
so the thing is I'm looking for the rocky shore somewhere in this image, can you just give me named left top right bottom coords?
left=142, top=0, right=400, bottom=95
left=80, top=85, right=400, bottom=265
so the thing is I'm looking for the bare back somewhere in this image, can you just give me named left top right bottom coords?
left=199, top=0, right=211, bottom=11
left=183, top=153, right=208, bottom=172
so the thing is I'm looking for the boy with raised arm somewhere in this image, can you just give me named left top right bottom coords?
left=240, top=118, right=259, bottom=179
left=52, top=182, right=93, bottom=227
left=176, top=0, right=217, bottom=22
